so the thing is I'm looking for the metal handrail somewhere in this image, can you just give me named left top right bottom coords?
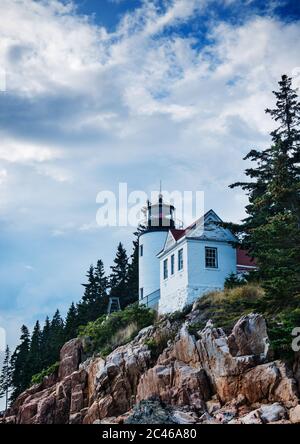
left=140, top=289, right=160, bottom=308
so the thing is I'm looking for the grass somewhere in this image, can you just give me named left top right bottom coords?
left=79, top=303, right=156, bottom=357
left=187, top=284, right=300, bottom=362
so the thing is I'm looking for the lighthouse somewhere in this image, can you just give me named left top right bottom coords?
left=138, top=193, right=175, bottom=309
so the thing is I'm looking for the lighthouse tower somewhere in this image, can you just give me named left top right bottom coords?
left=139, top=194, right=175, bottom=309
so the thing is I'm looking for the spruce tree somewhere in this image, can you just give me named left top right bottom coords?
left=40, top=317, right=52, bottom=369
left=0, top=346, right=12, bottom=413
left=94, top=260, right=109, bottom=317
left=28, top=321, right=42, bottom=378
left=230, top=75, right=300, bottom=303
left=110, top=243, right=129, bottom=308
left=10, top=325, right=30, bottom=401
left=77, top=265, right=100, bottom=325
left=126, top=227, right=144, bottom=306
left=64, top=302, right=78, bottom=341
left=49, top=310, right=64, bottom=364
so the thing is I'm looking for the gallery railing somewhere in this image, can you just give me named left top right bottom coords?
left=140, top=289, right=160, bottom=309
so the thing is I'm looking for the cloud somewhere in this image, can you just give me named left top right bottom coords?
left=0, top=137, right=62, bottom=163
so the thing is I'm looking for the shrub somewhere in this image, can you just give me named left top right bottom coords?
left=192, top=284, right=266, bottom=332
left=268, top=308, right=300, bottom=362
left=31, top=362, right=59, bottom=386
left=169, top=304, right=193, bottom=322
left=145, top=329, right=175, bottom=360
left=224, top=273, right=246, bottom=289
left=79, top=303, right=155, bottom=356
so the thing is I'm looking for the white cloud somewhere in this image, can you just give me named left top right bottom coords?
left=0, top=137, right=62, bottom=163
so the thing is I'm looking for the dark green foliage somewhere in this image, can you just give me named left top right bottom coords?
left=144, top=331, right=175, bottom=361
left=10, top=325, right=31, bottom=401
left=224, top=273, right=247, bottom=289
left=40, top=317, right=52, bottom=369
left=126, top=225, right=146, bottom=306
left=230, top=74, right=300, bottom=304
left=79, top=303, right=155, bottom=356
left=30, top=362, right=59, bottom=386
left=48, top=310, right=65, bottom=364
left=169, top=304, right=193, bottom=322
left=27, top=321, right=42, bottom=378
left=267, top=307, right=300, bottom=362
left=110, top=242, right=130, bottom=308
left=64, top=302, right=78, bottom=342
left=0, top=346, right=12, bottom=411
left=77, top=261, right=109, bottom=325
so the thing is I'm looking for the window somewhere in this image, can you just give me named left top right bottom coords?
left=205, top=247, right=218, bottom=268
left=140, top=244, right=143, bottom=257
left=171, top=254, right=175, bottom=275
left=163, top=259, right=168, bottom=280
left=178, top=249, right=183, bottom=271
left=140, top=288, right=144, bottom=299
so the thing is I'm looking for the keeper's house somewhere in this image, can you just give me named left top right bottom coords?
left=138, top=195, right=256, bottom=314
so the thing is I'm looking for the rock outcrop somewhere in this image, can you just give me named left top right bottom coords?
left=2, top=312, right=300, bottom=424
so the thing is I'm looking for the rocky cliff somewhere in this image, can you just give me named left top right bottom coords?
left=3, top=308, right=300, bottom=424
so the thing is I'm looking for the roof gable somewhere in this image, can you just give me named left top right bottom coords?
left=187, top=210, right=236, bottom=242
left=158, top=210, right=237, bottom=257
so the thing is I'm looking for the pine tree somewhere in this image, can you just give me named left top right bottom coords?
left=110, top=243, right=129, bottom=308
left=126, top=227, right=144, bottom=306
left=77, top=265, right=103, bottom=325
left=81, top=265, right=98, bottom=305
left=230, top=75, right=300, bottom=303
left=48, top=310, right=64, bottom=364
left=10, top=325, right=30, bottom=401
left=64, top=302, right=78, bottom=341
left=40, top=317, right=52, bottom=369
left=94, top=259, right=109, bottom=317
left=0, top=346, right=12, bottom=413
left=28, top=321, right=42, bottom=378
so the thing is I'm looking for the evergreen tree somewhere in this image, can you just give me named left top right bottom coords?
left=48, top=310, right=64, bottom=364
left=77, top=265, right=103, bottom=325
left=81, top=265, right=98, bottom=305
left=94, top=259, right=109, bottom=316
left=109, top=243, right=129, bottom=308
left=126, top=227, right=144, bottom=306
left=230, top=75, right=300, bottom=303
left=64, top=302, right=78, bottom=341
left=28, top=321, right=42, bottom=377
left=10, top=325, right=30, bottom=401
left=0, top=346, right=12, bottom=413
left=40, top=317, right=52, bottom=369
left=95, top=260, right=108, bottom=298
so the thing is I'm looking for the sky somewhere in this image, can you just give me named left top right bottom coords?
left=0, top=0, right=300, bottom=369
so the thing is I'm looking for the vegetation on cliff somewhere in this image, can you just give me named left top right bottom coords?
left=78, top=304, right=155, bottom=357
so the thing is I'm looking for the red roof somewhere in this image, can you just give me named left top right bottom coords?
left=237, top=248, right=257, bottom=267
left=170, top=229, right=186, bottom=241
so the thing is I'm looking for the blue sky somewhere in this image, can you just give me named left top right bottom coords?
left=0, top=0, right=300, bottom=366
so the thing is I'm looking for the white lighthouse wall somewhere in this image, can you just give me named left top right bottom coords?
left=158, top=239, right=236, bottom=314
left=186, top=240, right=237, bottom=302
left=139, top=231, right=168, bottom=302
left=158, top=242, right=189, bottom=314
